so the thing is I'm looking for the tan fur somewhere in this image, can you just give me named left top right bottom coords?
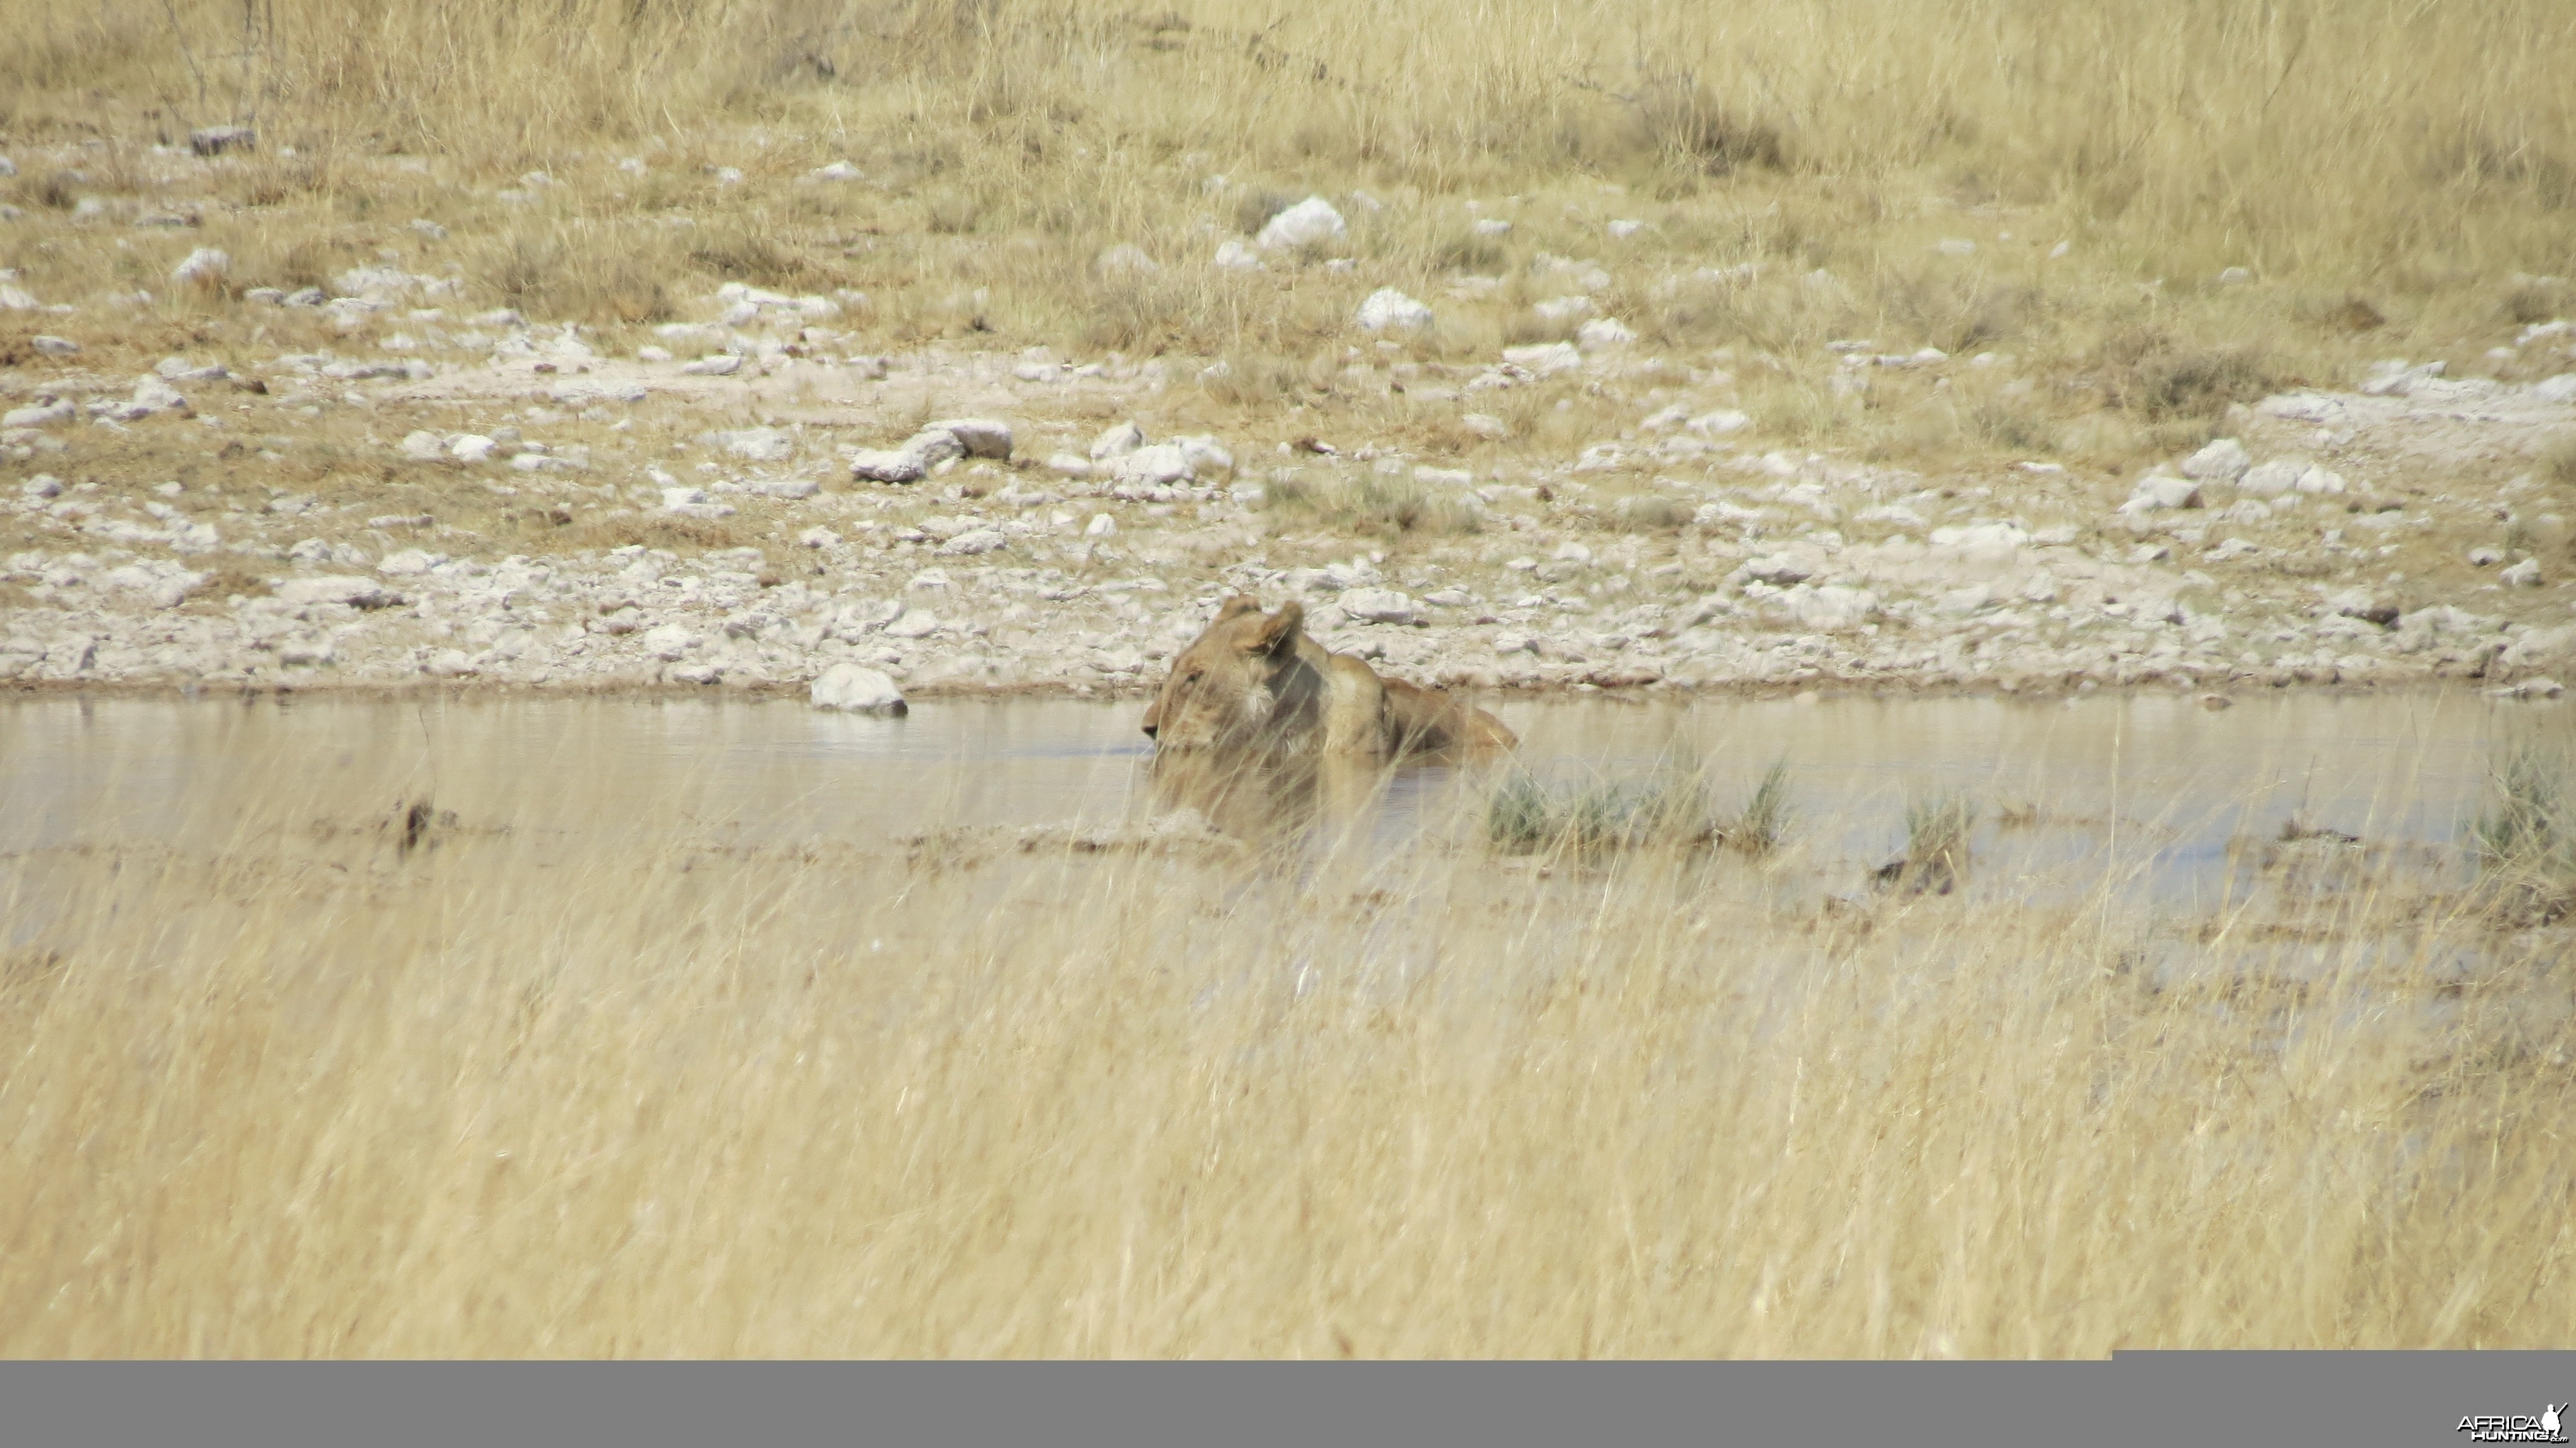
left=1143, top=596, right=1517, bottom=759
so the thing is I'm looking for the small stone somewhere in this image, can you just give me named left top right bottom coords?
left=1356, top=288, right=1433, bottom=332
left=810, top=160, right=864, bottom=182
left=1338, top=587, right=1419, bottom=624
left=1687, top=409, right=1750, bottom=436
left=1936, top=238, right=1977, bottom=256
left=850, top=450, right=926, bottom=484
left=642, top=624, right=696, bottom=660
left=30, top=336, right=78, bottom=356
left=170, top=247, right=230, bottom=286
left=1256, top=196, right=1347, bottom=251
left=1095, top=243, right=1159, bottom=277
left=399, top=430, right=445, bottom=461
left=449, top=434, right=497, bottom=463
left=681, top=354, right=743, bottom=376
left=2239, top=460, right=2305, bottom=497
left=1461, top=413, right=1509, bottom=441
left=1212, top=239, right=1264, bottom=272
left=882, top=610, right=941, bottom=639
left=2503, top=558, right=2544, bottom=588
left=926, top=417, right=1013, bottom=459
left=409, top=218, right=448, bottom=240
left=1090, top=421, right=1147, bottom=461
left=274, top=576, right=399, bottom=609
left=2120, top=475, right=2203, bottom=513
left=1045, top=452, right=1092, bottom=479
left=811, top=663, right=907, bottom=714
left=1577, top=317, right=1637, bottom=350
left=1607, top=219, right=1645, bottom=240
left=717, top=427, right=793, bottom=461
left=2294, top=466, right=2347, bottom=495
left=2181, top=438, right=2250, bottom=482
left=378, top=549, right=442, bottom=575
left=1086, top=513, right=1117, bottom=537
left=798, top=526, right=838, bottom=548
left=751, top=477, right=819, bottom=499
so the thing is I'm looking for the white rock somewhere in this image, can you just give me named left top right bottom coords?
left=1173, top=434, right=1233, bottom=478
left=1045, top=452, right=1092, bottom=479
left=1339, top=587, right=1419, bottom=624
left=1739, top=553, right=1813, bottom=586
left=1500, top=341, right=1582, bottom=377
left=882, top=610, right=941, bottom=639
left=31, top=336, right=77, bottom=356
left=681, top=354, right=743, bottom=376
left=1108, top=444, right=1194, bottom=486
left=850, top=450, right=926, bottom=484
left=3, top=401, right=75, bottom=429
left=2239, top=459, right=2306, bottom=497
left=2121, top=475, right=2204, bottom=512
left=0, top=285, right=37, bottom=310
left=1789, top=585, right=1877, bottom=629
left=1086, top=513, right=1117, bottom=537
left=1461, top=413, right=1510, bottom=441
left=275, top=575, right=399, bottom=609
left=1936, top=238, right=1977, bottom=256
left=810, top=160, right=864, bottom=182
left=378, top=549, right=442, bottom=575
left=940, top=528, right=1007, bottom=556
left=1687, top=409, right=1750, bottom=436
left=1356, top=288, right=1433, bottom=332
left=797, top=526, right=838, bottom=548
left=751, top=477, right=819, bottom=499
left=398, top=430, right=445, bottom=461
left=1554, top=542, right=1594, bottom=564
left=1090, top=421, right=1146, bottom=461
left=170, top=247, right=230, bottom=285
left=2360, top=359, right=2443, bottom=397
left=2293, top=466, right=2346, bottom=495
left=811, top=663, right=907, bottom=714
left=2503, top=558, right=2545, bottom=588
left=1256, top=196, right=1347, bottom=251
left=1471, top=217, right=1511, bottom=237
left=1607, top=219, right=1645, bottom=239
left=717, top=427, right=794, bottom=461
left=1533, top=295, right=1595, bottom=323
left=2534, top=374, right=2576, bottom=404
left=926, top=417, right=1013, bottom=459
left=642, top=624, right=696, bottom=660
left=2181, top=438, right=2250, bottom=482
left=1212, top=240, right=1265, bottom=272
left=2217, top=266, right=2252, bottom=285
left=1095, top=243, right=1159, bottom=276
left=1576, top=317, right=1637, bottom=350
left=449, top=434, right=497, bottom=463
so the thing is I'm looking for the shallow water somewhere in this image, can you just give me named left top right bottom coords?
left=0, top=688, right=2538, bottom=906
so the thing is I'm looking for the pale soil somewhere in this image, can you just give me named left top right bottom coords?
left=8, top=291, right=2576, bottom=708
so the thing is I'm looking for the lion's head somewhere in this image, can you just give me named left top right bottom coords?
left=1141, top=596, right=1310, bottom=751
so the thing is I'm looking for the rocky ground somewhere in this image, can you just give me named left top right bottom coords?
left=9, top=223, right=2576, bottom=708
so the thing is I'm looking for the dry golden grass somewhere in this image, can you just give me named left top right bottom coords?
left=6, top=1, right=2575, bottom=476
left=1, top=767, right=2570, bottom=1357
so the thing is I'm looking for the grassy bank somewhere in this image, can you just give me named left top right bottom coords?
left=0, top=767, right=2567, bottom=1356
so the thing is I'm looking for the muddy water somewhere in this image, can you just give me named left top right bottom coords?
left=0, top=689, right=2535, bottom=905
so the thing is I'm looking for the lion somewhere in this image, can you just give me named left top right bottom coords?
left=1141, top=596, right=1517, bottom=758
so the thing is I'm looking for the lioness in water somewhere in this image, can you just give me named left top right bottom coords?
left=1141, top=596, right=1517, bottom=758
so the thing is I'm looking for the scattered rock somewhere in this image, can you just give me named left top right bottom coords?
left=1090, top=421, right=1146, bottom=461
left=1355, top=288, right=1433, bottom=332
left=449, top=434, right=497, bottom=464
left=169, top=247, right=229, bottom=286
left=1338, top=587, right=1419, bottom=625
left=1212, top=239, right=1264, bottom=271
left=927, top=417, right=1014, bottom=459
left=1256, top=196, right=1347, bottom=251
left=811, top=663, right=908, bottom=714
left=274, top=576, right=400, bottom=609
left=2120, top=475, right=2203, bottom=513
left=681, top=354, right=743, bottom=376
left=2181, top=438, right=2250, bottom=482
left=2503, top=558, right=2544, bottom=588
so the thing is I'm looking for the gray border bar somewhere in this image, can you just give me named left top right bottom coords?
left=4, top=1355, right=2571, bottom=1448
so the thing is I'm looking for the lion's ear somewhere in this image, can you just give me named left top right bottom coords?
left=1213, top=595, right=1262, bottom=623
left=1247, top=601, right=1304, bottom=656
